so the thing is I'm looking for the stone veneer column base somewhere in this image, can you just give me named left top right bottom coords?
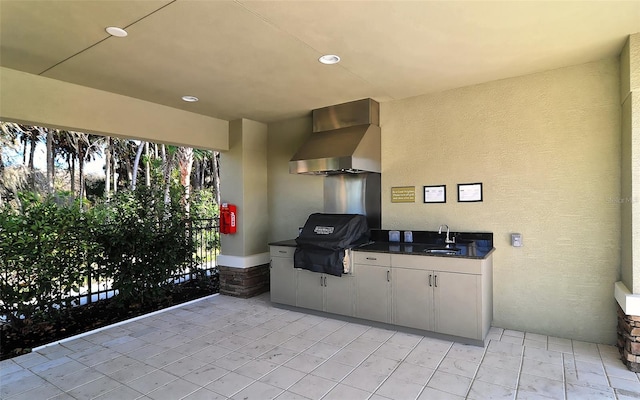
left=617, top=305, right=640, bottom=372
left=218, top=264, right=270, bottom=298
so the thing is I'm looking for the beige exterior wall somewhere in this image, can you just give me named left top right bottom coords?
left=219, top=119, right=269, bottom=257
left=0, top=67, right=229, bottom=151
left=268, top=58, right=622, bottom=343
left=620, top=33, right=640, bottom=295
left=267, top=116, right=323, bottom=242
left=381, top=59, right=621, bottom=344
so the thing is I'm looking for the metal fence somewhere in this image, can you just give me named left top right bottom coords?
left=59, top=218, right=219, bottom=307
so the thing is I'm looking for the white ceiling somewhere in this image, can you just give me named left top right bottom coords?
left=1, top=1, right=639, bottom=123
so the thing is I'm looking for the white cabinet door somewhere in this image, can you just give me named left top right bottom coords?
left=434, top=271, right=480, bottom=339
left=296, top=269, right=324, bottom=311
left=270, top=257, right=296, bottom=305
left=392, top=268, right=433, bottom=331
left=324, top=274, right=354, bottom=316
left=355, top=263, right=391, bottom=323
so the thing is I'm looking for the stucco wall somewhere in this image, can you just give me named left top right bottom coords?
left=381, top=59, right=621, bottom=344
left=267, top=116, right=323, bottom=242
left=219, top=119, right=268, bottom=258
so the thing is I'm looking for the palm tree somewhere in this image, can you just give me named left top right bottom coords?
left=131, top=141, right=146, bottom=190
left=176, top=146, right=194, bottom=215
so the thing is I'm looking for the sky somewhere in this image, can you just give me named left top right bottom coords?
left=3, top=141, right=105, bottom=177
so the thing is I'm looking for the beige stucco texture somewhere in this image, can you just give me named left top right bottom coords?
left=380, top=59, right=621, bottom=344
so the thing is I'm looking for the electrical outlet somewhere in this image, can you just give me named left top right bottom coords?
left=511, top=233, right=523, bottom=247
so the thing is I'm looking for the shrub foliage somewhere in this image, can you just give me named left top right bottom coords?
left=0, top=186, right=214, bottom=332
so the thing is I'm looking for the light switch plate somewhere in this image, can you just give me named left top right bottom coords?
left=511, top=233, right=523, bottom=247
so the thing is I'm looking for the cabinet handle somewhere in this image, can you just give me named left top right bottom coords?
left=324, top=276, right=327, bottom=287
left=320, top=276, right=324, bottom=286
left=278, top=250, right=287, bottom=253
left=434, top=275, right=438, bottom=288
left=366, top=257, right=377, bottom=260
left=429, top=274, right=432, bottom=287
left=387, top=270, right=390, bottom=282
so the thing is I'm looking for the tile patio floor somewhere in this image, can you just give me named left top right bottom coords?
left=1, top=293, right=639, bottom=400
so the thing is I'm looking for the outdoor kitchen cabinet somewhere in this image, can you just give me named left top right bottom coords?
left=353, top=252, right=392, bottom=323
left=295, top=268, right=355, bottom=316
left=269, top=246, right=296, bottom=306
left=391, top=253, right=492, bottom=341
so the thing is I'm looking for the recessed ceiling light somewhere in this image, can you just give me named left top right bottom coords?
left=106, top=26, right=128, bottom=37
left=181, top=95, right=199, bottom=102
left=319, top=54, right=341, bottom=65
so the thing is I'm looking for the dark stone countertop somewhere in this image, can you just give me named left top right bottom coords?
left=269, top=239, right=494, bottom=259
left=354, top=241, right=494, bottom=260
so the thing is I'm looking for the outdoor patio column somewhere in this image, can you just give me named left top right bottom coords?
left=217, top=118, right=270, bottom=298
left=615, top=32, right=640, bottom=371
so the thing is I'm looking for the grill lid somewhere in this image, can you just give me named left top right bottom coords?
left=295, top=213, right=370, bottom=250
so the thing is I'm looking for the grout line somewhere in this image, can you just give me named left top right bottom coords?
left=414, top=339, right=455, bottom=400
left=463, top=341, right=490, bottom=399
left=512, top=339, right=526, bottom=400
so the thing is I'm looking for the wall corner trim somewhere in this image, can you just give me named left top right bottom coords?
left=615, top=281, right=640, bottom=316
left=217, top=252, right=270, bottom=269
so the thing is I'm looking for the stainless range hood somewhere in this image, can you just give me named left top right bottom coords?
left=289, top=98, right=380, bottom=175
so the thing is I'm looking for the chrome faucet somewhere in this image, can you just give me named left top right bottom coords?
left=438, top=224, right=455, bottom=247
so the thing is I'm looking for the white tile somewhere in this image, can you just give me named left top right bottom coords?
left=467, top=380, right=516, bottom=400
left=372, top=342, right=413, bottom=361
left=387, top=332, right=423, bottom=348
left=475, top=364, right=519, bottom=389
left=389, top=362, right=435, bottom=385
left=609, top=375, right=640, bottom=392
left=565, top=382, right=616, bottom=400
left=182, top=364, right=230, bottom=386
left=284, top=353, right=325, bottom=373
left=359, top=327, right=396, bottom=342
left=503, top=330, right=525, bottom=338
left=500, top=335, right=524, bottom=345
left=345, top=337, right=384, bottom=354
left=183, top=387, right=228, bottom=400
left=274, top=390, right=311, bottom=400
left=375, top=376, right=424, bottom=399
left=523, top=347, right=563, bottom=365
left=524, top=332, right=547, bottom=343
left=5, top=381, right=64, bottom=400
left=231, top=381, right=283, bottom=400
left=359, top=354, right=400, bottom=376
left=323, top=383, right=371, bottom=400
left=303, top=342, right=341, bottom=359
left=520, top=358, right=564, bottom=381
left=160, top=356, right=210, bottom=377
left=310, top=359, right=354, bottom=382
left=234, top=358, right=279, bottom=379
left=329, top=348, right=370, bottom=367
left=258, top=346, right=299, bottom=365
left=405, top=348, right=447, bottom=369
left=259, top=366, right=306, bottom=389
left=487, top=340, right=524, bottom=358
left=341, top=367, right=388, bottom=392
left=481, top=352, right=522, bottom=371
left=437, top=357, right=479, bottom=379
left=418, top=386, right=465, bottom=400
left=206, top=371, right=254, bottom=397
left=93, top=384, right=144, bottom=400
left=517, top=373, right=564, bottom=399
left=67, top=375, right=122, bottom=399
left=127, top=369, right=178, bottom=395
left=446, top=343, right=486, bottom=363
left=214, top=351, right=253, bottom=371
left=146, top=379, right=201, bottom=400
left=427, top=370, right=471, bottom=397
left=280, top=336, right=316, bottom=352
left=524, top=339, right=547, bottom=350
left=287, top=374, right=336, bottom=399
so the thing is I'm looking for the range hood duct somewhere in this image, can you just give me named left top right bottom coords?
left=289, top=98, right=380, bottom=175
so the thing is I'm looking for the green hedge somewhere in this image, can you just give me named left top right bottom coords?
left=0, top=186, right=201, bottom=328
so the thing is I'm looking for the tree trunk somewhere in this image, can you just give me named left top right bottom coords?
left=162, top=145, right=172, bottom=208
left=105, top=137, right=111, bottom=198
left=131, top=141, right=146, bottom=190
left=145, top=142, right=151, bottom=187
left=78, top=144, right=85, bottom=207
left=46, top=129, right=54, bottom=195
left=69, top=155, right=76, bottom=194
left=112, top=156, right=118, bottom=194
left=177, top=147, right=193, bottom=215
left=213, top=151, right=221, bottom=206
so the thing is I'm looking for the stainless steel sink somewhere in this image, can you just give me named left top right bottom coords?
left=424, top=248, right=459, bottom=255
